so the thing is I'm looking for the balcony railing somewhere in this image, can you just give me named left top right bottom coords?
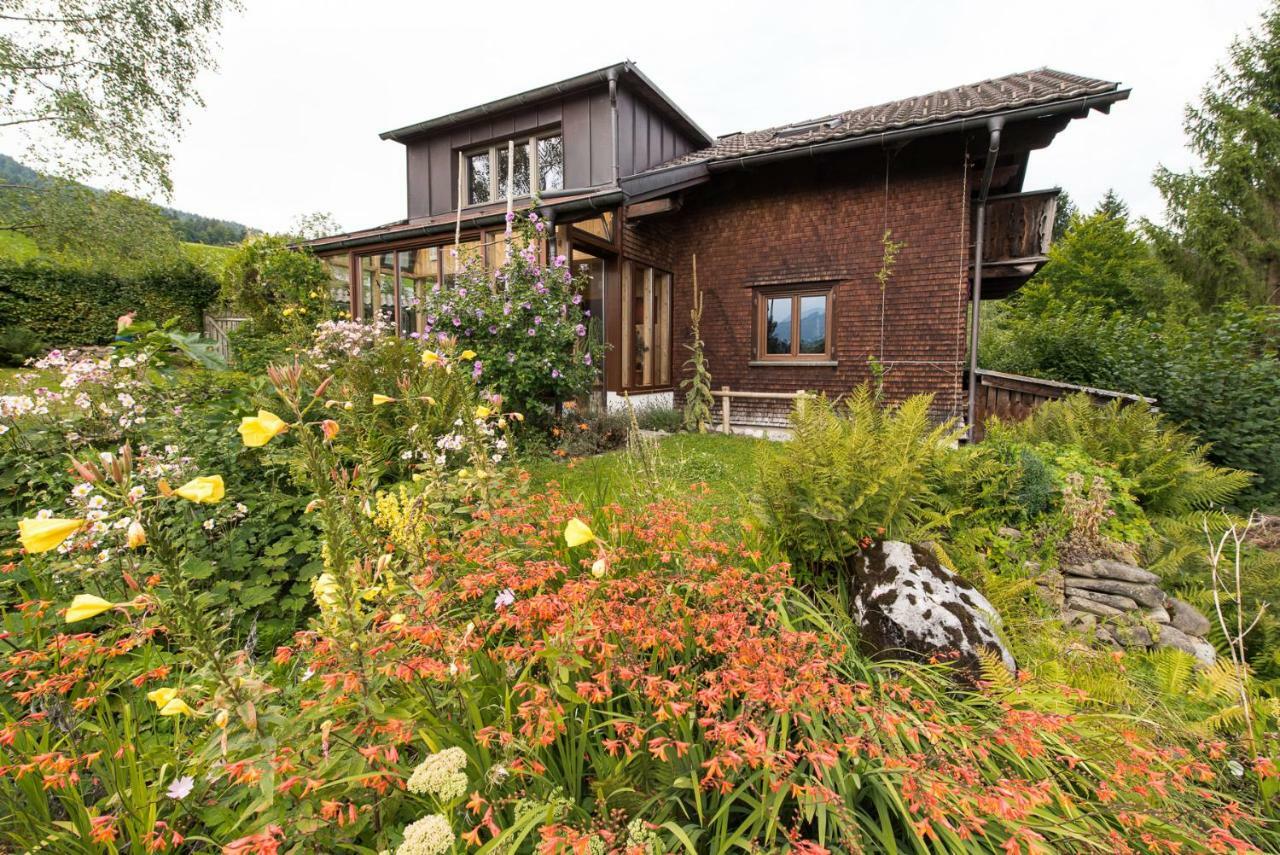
left=971, top=188, right=1059, bottom=298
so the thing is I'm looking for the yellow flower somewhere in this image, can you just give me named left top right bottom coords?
left=159, top=698, right=195, bottom=717
left=238, top=410, right=289, bottom=448
left=126, top=520, right=147, bottom=549
left=18, top=517, right=84, bottom=553
left=591, top=557, right=608, bottom=579
left=313, top=572, right=340, bottom=608
left=460, top=350, right=477, bottom=360
left=147, top=687, right=178, bottom=707
left=475, top=405, right=491, bottom=419
left=320, top=419, right=340, bottom=441
left=65, top=594, right=117, bottom=623
left=372, top=394, right=395, bottom=406
left=214, top=709, right=229, bottom=729
left=175, top=475, right=224, bottom=504
left=564, top=518, right=595, bottom=548
left=422, top=351, right=441, bottom=367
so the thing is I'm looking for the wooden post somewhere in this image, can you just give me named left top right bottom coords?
left=721, top=385, right=731, bottom=435
left=505, top=139, right=515, bottom=226
left=455, top=151, right=465, bottom=247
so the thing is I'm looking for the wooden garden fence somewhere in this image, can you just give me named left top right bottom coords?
left=202, top=312, right=247, bottom=361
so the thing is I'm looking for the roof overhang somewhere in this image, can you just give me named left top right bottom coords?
left=379, top=61, right=714, bottom=147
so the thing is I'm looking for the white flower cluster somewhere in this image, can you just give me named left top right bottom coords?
left=395, top=814, right=454, bottom=855
left=307, top=319, right=388, bottom=369
left=406, top=746, right=468, bottom=802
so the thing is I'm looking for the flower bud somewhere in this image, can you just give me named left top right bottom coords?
left=126, top=521, right=147, bottom=549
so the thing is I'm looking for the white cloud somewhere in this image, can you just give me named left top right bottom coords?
left=23, top=0, right=1275, bottom=232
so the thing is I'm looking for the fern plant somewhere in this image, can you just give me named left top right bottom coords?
left=756, top=386, right=970, bottom=574
left=992, top=394, right=1251, bottom=519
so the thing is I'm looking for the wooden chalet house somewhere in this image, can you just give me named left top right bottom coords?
left=305, top=62, right=1128, bottom=431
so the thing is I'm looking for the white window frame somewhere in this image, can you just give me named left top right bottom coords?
left=464, top=130, right=563, bottom=207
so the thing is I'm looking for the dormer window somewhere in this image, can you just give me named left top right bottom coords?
left=466, top=131, right=564, bottom=206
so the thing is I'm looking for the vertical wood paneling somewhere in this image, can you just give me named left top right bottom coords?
left=617, top=89, right=635, bottom=177
left=562, top=95, right=591, bottom=188
left=589, top=90, right=612, bottom=186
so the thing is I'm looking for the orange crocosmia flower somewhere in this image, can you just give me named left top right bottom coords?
left=221, top=824, right=284, bottom=855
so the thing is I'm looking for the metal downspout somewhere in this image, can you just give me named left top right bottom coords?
left=607, top=69, right=621, bottom=187
left=966, top=116, right=1003, bottom=439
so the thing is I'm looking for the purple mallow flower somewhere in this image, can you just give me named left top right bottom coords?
left=495, top=588, right=515, bottom=609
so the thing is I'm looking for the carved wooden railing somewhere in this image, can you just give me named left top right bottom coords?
left=979, top=189, right=1060, bottom=265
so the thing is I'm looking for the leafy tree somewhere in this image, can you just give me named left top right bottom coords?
left=1150, top=0, right=1280, bottom=307
left=221, top=234, right=333, bottom=333
left=0, top=177, right=185, bottom=274
left=0, top=0, right=240, bottom=193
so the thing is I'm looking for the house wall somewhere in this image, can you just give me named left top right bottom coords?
left=403, top=83, right=701, bottom=219
left=631, top=140, right=972, bottom=425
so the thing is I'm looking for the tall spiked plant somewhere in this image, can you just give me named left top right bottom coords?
left=680, top=255, right=714, bottom=433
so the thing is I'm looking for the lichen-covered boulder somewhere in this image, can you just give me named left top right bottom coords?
left=850, top=541, right=1016, bottom=674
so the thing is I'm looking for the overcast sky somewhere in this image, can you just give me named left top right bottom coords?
left=85, top=0, right=1280, bottom=232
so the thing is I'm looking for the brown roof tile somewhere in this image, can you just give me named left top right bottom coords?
left=654, top=68, right=1121, bottom=169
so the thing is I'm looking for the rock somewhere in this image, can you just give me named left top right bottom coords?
left=997, top=526, right=1024, bottom=541
left=1061, top=577, right=1165, bottom=609
left=1064, top=611, right=1097, bottom=631
left=1063, top=585, right=1140, bottom=612
left=1108, top=620, right=1154, bottom=648
left=1167, top=598, right=1212, bottom=637
left=1158, top=623, right=1217, bottom=666
left=1090, top=559, right=1161, bottom=585
left=850, top=541, right=1016, bottom=674
left=1034, top=569, right=1065, bottom=610
left=1146, top=604, right=1171, bottom=625
left=1066, top=596, right=1125, bottom=618
left=1094, top=626, right=1120, bottom=647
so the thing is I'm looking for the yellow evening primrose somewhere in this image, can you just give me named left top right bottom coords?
left=238, top=410, right=289, bottom=448
left=475, top=405, right=491, bottom=419
left=65, top=594, right=117, bottom=623
left=175, top=475, right=225, bottom=504
left=372, top=394, right=395, bottom=406
left=591, top=557, right=608, bottom=579
left=312, top=572, right=340, bottom=608
left=147, top=687, right=178, bottom=707
left=460, top=350, right=477, bottom=360
left=18, top=517, right=84, bottom=553
left=126, top=520, right=147, bottom=549
left=159, top=698, right=196, bottom=717
left=422, top=351, right=441, bottom=367
left=564, top=518, right=596, bottom=548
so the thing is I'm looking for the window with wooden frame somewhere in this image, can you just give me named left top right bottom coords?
left=755, top=288, right=832, bottom=361
left=465, top=131, right=564, bottom=206
left=620, top=262, right=672, bottom=389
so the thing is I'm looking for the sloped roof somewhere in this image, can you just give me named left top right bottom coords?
left=655, top=69, right=1122, bottom=169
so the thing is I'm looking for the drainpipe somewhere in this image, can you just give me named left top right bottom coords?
left=966, top=116, right=1003, bottom=439
left=607, top=68, right=620, bottom=187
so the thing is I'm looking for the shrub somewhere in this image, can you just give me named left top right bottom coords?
left=992, top=394, right=1251, bottom=519
left=757, top=387, right=974, bottom=572
left=417, top=212, right=603, bottom=420
left=634, top=405, right=682, bottom=433
left=221, top=233, right=337, bottom=334
left=0, top=258, right=218, bottom=344
left=555, top=405, right=630, bottom=457
left=228, top=316, right=291, bottom=374
left=0, top=325, right=41, bottom=366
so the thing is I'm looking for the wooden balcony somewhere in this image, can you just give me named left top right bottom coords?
left=970, top=188, right=1060, bottom=299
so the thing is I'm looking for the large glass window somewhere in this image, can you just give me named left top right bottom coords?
left=319, top=254, right=351, bottom=316
left=464, top=132, right=563, bottom=205
left=620, top=263, right=672, bottom=389
left=359, top=252, right=396, bottom=326
left=757, top=289, right=831, bottom=360
left=397, top=247, right=438, bottom=337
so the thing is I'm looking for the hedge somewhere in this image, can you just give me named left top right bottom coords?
left=0, top=259, right=219, bottom=345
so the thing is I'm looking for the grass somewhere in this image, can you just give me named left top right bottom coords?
left=524, top=432, right=777, bottom=520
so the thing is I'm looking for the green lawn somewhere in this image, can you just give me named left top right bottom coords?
left=524, top=432, right=776, bottom=520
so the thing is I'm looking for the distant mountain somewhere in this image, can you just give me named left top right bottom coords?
left=0, top=154, right=254, bottom=246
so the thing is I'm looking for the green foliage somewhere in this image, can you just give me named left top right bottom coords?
left=634, top=405, right=682, bottom=433
left=0, top=326, right=42, bottom=367
left=0, top=258, right=219, bottom=344
left=992, top=395, right=1251, bottom=518
left=1149, top=0, right=1280, bottom=307
left=0, top=1, right=239, bottom=193
left=417, top=214, right=603, bottom=420
left=757, top=387, right=973, bottom=570
left=221, top=233, right=335, bottom=334
left=555, top=406, right=630, bottom=457
left=227, top=317, right=291, bottom=374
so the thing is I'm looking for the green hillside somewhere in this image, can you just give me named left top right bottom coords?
left=0, top=154, right=254, bottom=247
